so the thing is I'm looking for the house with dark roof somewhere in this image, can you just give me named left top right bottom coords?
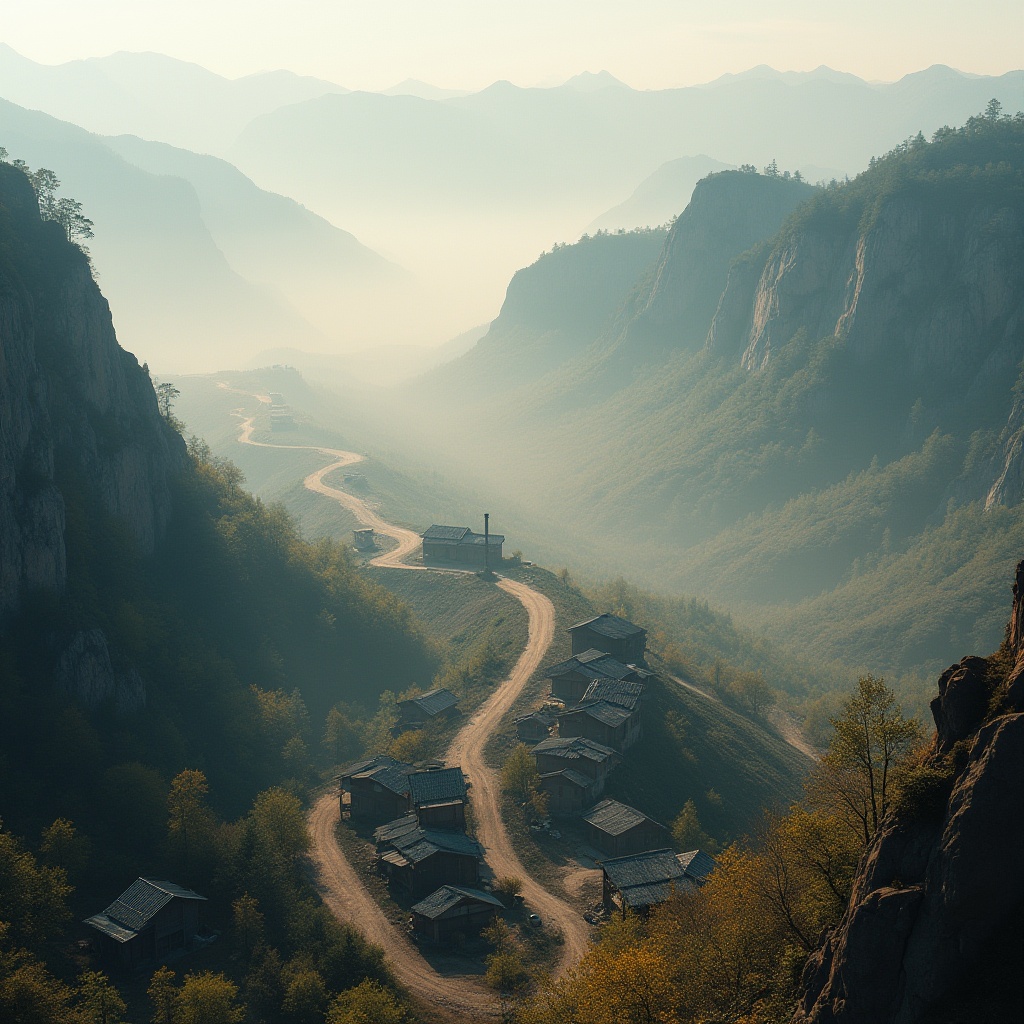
left=374, top=816, right=484, bottom=896
left=569, top=613, right=647, bottom=665
left=530, top=736, right=620, bottom=803
left=538, top=767, right=597, bottom=816
left=544, top=648, right=642, bottom=705
left=601, top=847, right=718, bottom=915
left=84, top=878, right=207, bottom=969
left=352, top=528, right=376, bottom=551
left=582, top=799, right=668, bottom=858
left=410, top=885, right=504, bottom=943
left=396, top=688, right=460, bottom=731
left=421, top=525, right=504, bottom=567
left=515, top=709, right=556, bottom=744
left=408, top=766, right=468, bottom=829
left=558, top=678, right=646, bottom=752
left=339, top=755, right=416, bottom=824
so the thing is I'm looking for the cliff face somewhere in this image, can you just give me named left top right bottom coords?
left=794, top=562, right=1024, bottom=1024
left=0, top=162, right=184, bottom=620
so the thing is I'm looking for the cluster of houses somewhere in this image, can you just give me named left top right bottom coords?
left=338, top=753, right=504, bottom=943
left=517, top=611, right=719, bottom=917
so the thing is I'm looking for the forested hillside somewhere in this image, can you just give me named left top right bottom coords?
left=0, top=159, right=432, bottom=1020
left=390, top=109, right=1024, bottom=678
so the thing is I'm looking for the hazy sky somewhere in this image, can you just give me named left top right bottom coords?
left=3, top=0, right=1022, bottom=91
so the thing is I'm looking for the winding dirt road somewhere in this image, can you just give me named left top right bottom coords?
left=227, top=390, right=589, bottom=1015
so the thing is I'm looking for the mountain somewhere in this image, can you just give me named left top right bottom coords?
left=0, top=45, right=348, bottom=153
left=382, top=78, right=469, bottom=100
left=0, top=99, right=405, bottom=370
left=385, top=112, right=1024, bottom=677
left=795, top=562, right=1024, bottom=1024
left=586, top=154, right=736, bottom=232
left=227, top=65, right=1023, bottom=345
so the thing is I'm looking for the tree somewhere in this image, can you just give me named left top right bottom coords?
left=810, top=676, right=921, bottom=844
left=174, top=972, right=244, bottom=1024
left=147, top=966, right=176, bottom=1024
left=167, top=770, right=213, bottom=883
left=54, top=197, right=94, bottom=247
left=501, top=744, right=540, bottom=802
left=231, top=893, right=264, bottom=960
left=76, top=971, right=126, bottom=1024
left=325, top=980, right=407, bottom=1024
left=763, top=159, right=779, bottom=177
left=154, top=382, right=180, bottom=420
left=671, top=799, right=716, bottom=853
left=39, top=819, right=89, bottom=881
left=281, top=967, right=328, bottom=1024
left=985, top=97, right=1003, bottom=120
left=29, top=168, right=61, bottom=220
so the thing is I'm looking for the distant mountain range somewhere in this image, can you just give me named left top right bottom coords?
left=2, top=47, right=1019, bottom=350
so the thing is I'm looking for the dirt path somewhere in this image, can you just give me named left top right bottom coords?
left=227, top=389, right=590, bottom=1004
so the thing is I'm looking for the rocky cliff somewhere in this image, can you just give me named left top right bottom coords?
left=0, top=161, right=184, bottom=620
left=794, top=561, right=1024, bottom=1024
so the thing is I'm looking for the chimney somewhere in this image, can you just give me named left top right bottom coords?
left=484, top=513, right=490, bottom=571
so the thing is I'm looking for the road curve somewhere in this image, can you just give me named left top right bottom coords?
left=227, top=391, right=590, bottom=1003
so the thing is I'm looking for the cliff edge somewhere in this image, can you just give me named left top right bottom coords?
left=794, top=561, right=1024, bottom=1024
left=0, top=161, right=184, bottom=619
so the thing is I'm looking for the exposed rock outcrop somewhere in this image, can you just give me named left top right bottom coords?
left=794, top=561, right=1024, bottom=1024
left=56, top=629, right=146, bottom=714
left=0, top=162, right=184, bottom=619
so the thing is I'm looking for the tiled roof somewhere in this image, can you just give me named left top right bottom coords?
left=562, top=700, right=633, bottom=728
left=583, top=799, right=662, bottom=837
left=357, top=763, right=415, bottom=797
left=678, top=849, right=719, bottom=882
left=532, top=736, right=618, bottom=763
left=411, top=885, right=504, bottom=920
left=581, top=678, right=645, bottom=709
left=86, top=878, right=205, bottom=941
left=339, top=754, right=412, bottom=781
left=422, top=525, right=471, bottom=541
left=543, top=650, right=634, bottom=682
left=569, top=613, right=647, bottom=640
left=374, top=814, right=421, bottom=845
left=409, top=766, right=467, bottom=805
left=405, top=689, right=460, bottom=716
left=539, top=768, right=593, bottom=789
left=602, top=849, right=685, bottom=891
left=378, top=821, right=483, bottom=864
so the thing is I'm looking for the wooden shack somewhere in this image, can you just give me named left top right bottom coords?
left=352, top=528, right=376, bottom=551
left=568, top=613, right=648, bottom=665
left=339, top=755, right=415, bottom=823
left=531, top=736, right=619, bottom=795
left=421, top=525, right=504, bottom=567
left=409, top=766, right=468, bottom=830
left=374, top=817, right=483, bottom=896
left=582, top=799, right=668, bottom=858
left=396, top=688, right=460, bottom=731
left=543, top=649, right=639, bottom=705
left=538, top=768, right=597, bottom=816
left=514, top=709, right=556, bottom=744
left=84, top=878, right=207, bottom=969
left=601, top=847, right=718, bottom=916
left=558, top=678, right=645, bottom=752
left=410, top=885, right=504, bottom=943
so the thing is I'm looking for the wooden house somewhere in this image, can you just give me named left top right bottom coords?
left=408, top=766, right=468, bottom=830
left=558, top=678, right=645, bottom=752
left=84, top=878, right=206, bottom=969
left=374, top=816, right=483, bottom=896
left=543, top=649, right=639, bottom=705
left=531, top=736, right=620, bottom=793
left=339, top=755, right=415, bottom=824
left=514, top=709, right=556, bottom=744
left=396, top=688, right=460, bottom=731
left=410, top=885, right=504, bottom=943
left=582, top=800, right=668, bottom=858
left=352, top=528, right=376, bottom=551
left=421, top=525, right=504, bottom=567
left=601, top=848, right=718, bottom=916
left=568, top=613, right=648, bottom=665
left=538, top=768, right=597, bottom=816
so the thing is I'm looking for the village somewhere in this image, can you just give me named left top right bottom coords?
left=78, top=517, right=717, bottom=979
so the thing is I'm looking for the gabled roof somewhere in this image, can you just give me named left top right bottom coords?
left=602, top=849, right=688, bottom=908
left=583, top=799, right=663, bottom=837
left=539, top=768, right=593, bottom=789
left=569, top=613, right=647, bottom=641
left=339, top=754, right=413, bottom=781
left=531, top=735, right=618, bottom=764
left=581, top=678, right=646, bottom=709
left=84, top=878, right=206, bottom=942
left=678, top=849, right=719, bottom=882
left=411, top=885, right=504, bottom=920
left=543, top=649, right=634, bottom=682
left=409, top=766, right=467, bottom=806
left=561, top=700, right=633, bottom=728
left=374, top=814, right=421, bottom=846
left=400, top=688, right=459, bottom=716
left=356, top=762, right=416, bottom=797
left=422, top=525, right=472, bottom=541
left=515, top=710, right=556, bottom=726
left=378, top=820, right=483, bottom=864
